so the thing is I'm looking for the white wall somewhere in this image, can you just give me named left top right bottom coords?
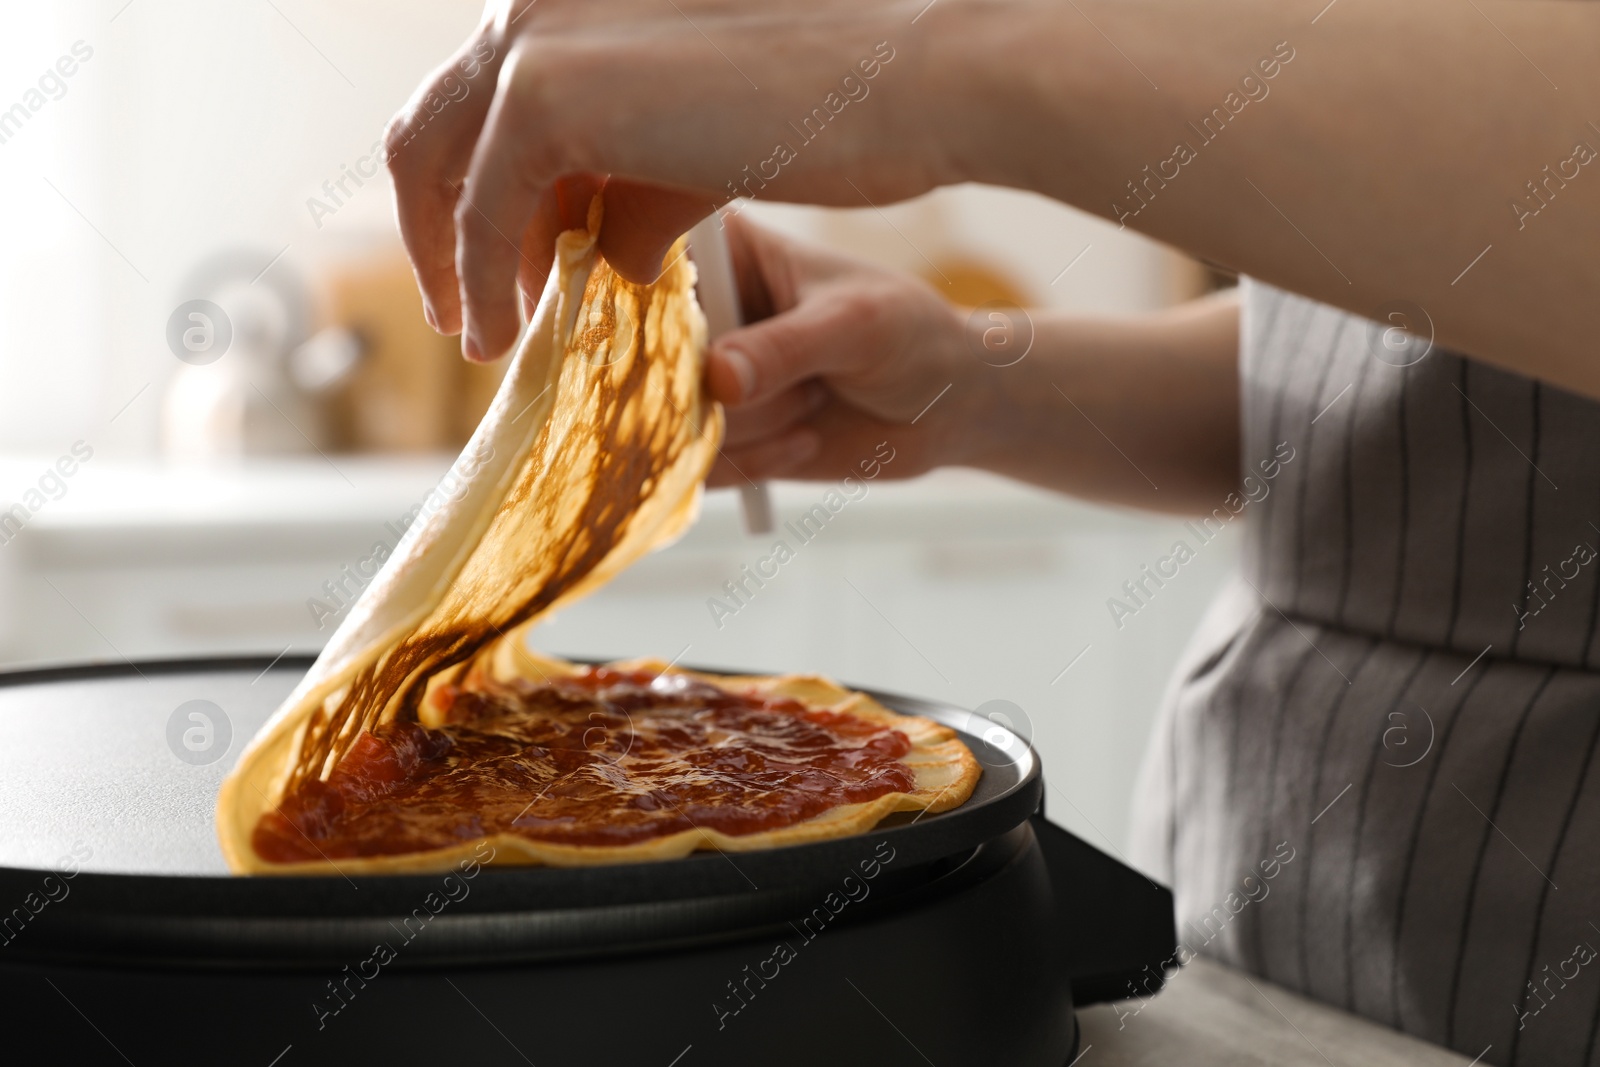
left=1, top=0, right=484, bottom=457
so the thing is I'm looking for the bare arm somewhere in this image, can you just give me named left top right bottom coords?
left=704, top=217, right=1238, bottom=515
left=389, top=0, right=1600, bottom=400
left=961, top=291, right=1240, bottom=512
left=962, top=0, right=1599, bottom=399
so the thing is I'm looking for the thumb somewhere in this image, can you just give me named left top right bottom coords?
left=706, top=288, right=885, bottom=407
left=596, top=179, right=717, bottom=284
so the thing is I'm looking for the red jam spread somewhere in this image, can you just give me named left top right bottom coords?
left=253, top=667, right=916, bottom=863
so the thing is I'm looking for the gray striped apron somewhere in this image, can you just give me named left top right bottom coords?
left=1129, top=279, right=1600, bottom=1066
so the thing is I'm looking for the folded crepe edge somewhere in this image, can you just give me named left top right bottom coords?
left=215, top=222, right=627, bottom=874
left=212, top=214, right=973, bottom=878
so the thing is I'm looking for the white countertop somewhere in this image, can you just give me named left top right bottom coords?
left=1082, top=959, right=1477, bottom=1066
left=2, top=454, right=1122, bottom=535
left=1, top=455, right=1159, bottom=570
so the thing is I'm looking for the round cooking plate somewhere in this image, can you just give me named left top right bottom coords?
left=0, top=656, right=1041, bottom=946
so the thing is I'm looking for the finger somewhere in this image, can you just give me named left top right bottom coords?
left=706, top=427, right=821, bottom=488
left=722, top=381, right=830, bottom=447
left=705, top=285, right=893, bottom=407
left=457, top=41, right=651, bottom=362
left=386, top=31, right=508, bottom=336
left=516, top=174, right=605, bottom=326
left=723, top=403, right=926, bottom=488
left=516, top=191, right=555, bottom=325
left=456, top=35, right=746, bottom=359
left=455, top=57, right=551, bottom=364
left=597, top=178, right=717, bottom=284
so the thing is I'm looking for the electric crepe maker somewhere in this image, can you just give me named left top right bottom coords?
left=0, top=656, right=1175, bottom=1066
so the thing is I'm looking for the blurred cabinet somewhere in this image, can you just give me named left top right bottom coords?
left=314, top=247, right=507, bottom=452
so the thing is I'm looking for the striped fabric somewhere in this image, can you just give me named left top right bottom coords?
left=1129, top=279, right=1600, bottom=1066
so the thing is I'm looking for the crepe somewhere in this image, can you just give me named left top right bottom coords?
left=216, top=205, right=979, bottom=875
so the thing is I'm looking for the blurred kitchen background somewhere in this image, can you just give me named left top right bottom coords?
left=0, top=2, right=1237, bottom=856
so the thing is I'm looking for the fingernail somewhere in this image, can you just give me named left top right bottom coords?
left=462, top=333, right=482, bottom=363
left=423, top=303, right=438, bottom=331
left=718, top=346, right=756, bottom=401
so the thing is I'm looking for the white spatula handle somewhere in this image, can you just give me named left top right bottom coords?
left=689, top=213, right=774, bottom=536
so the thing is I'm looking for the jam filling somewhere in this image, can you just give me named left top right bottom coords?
left=253, top=667, right=916, bottom=863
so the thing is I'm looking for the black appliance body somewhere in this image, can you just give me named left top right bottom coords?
left=0, top=657, right=1174, bottom=1066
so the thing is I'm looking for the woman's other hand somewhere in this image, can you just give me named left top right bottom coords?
left=705, top=213, right=977, bottom=487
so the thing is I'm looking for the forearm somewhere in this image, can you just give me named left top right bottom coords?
left=935, top=0, right=1600, bottom=398
left=953, top=291, right=1240, bottom=514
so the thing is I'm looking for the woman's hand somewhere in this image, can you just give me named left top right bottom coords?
left=387, top=0, right=1600, bottom=401
left=705, top=213, right=977, bottom=487
left=383, top=0, right=971, bottom=365
left=708, top=215, right=1242, bottom=514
